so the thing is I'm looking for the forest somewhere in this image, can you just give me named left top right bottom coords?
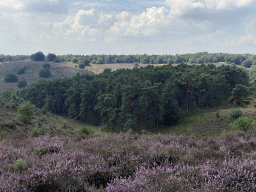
left=11, top=59, right=252, bottom=133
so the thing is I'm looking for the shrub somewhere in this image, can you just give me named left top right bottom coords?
left=133, top=62, right=139, bottom=68
left=43, top=63, right=51, bottom=69
left=62, top=121, right=68, bottom=129
left=215, top=111, right=220, bottom=118
left=29, top=123, right=47, bottom=138
left=17, top=67, right=26, bottom=75
left=17, top=101, right=35, bottom=124
left=38, top=115, right=47, bottom=122
left=231, top=115, right=256, bottom=133
left=78, top=63, right=85, bottom=69
left=39, top=68, right=51, bottom=78
left=17, top=79, right=28, bottom=88
left=75, top=65, right=77, bottom=67
left=4, top=72, right=18, bottom=82
left=127, top=128, right=134, bottom=135
left=1, top=100, right=4, bottom=105
left=11, top=159, right=24, bottom=173
left=6, top=105, right=10, bottom=109
left=79, top=59, right=90, bottom=66
left=11, top=103, right=16, bottom=110
left=229, top=108, right=243, bottom=120
left=53, top=58, right=60, bottom=63
left=75, top=126, right=89, bottom=135
left=71, top=57, right=78, bottom=63
left=91, top=60, right=97, bottom=64
left=41, top=106, right=47, bottom=115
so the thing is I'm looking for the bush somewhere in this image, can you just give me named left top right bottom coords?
left=75, top=126, right=90, bottom=135
left=41, top=106, right=47, bottom=115
left=47, top=53, right=57, bottom=62
left=6, top=105, right=10, bottom=109
left=231, top=115, right=256, bottom=133
left=91, top=60, right=97, bottom=64
left=133, top=62, right=139, bottom=68
left=38, top=115, right=47, bottom=122
left=17, top=67, right=26, bottom=75
left=53, top=59, right=60, bottom=63
left=11, top=103, right=16, bottom=110
left=75, top=65, right=77, bottom=67
left=0, top=100, right=4, bottom=105
left=4, top=72, right=18, bottom=82
left=17, top=79, right=27, bottom=88
left=30, top=51, right=45, bottom=61
left=11, top=159, right=24, bottom=173
left=79, top=59, right=90, bottom=66
left=229, top=108, right=243, bottom=120
left=39, top=68, right=51, bottom=78
left=29, top=123, right=47, bottom=138
left=215, top=111, right=220, bottom=118
left=17, top=101, right=35, bottom=124
left=71, top=58, right=79, bottom=63
left=43, top=63, right=51, bottom=69
left=78, top=63, right=85, bottom=69
left=62, top=121, right=68, bottom=129
left=127, top=128, right=134, bottom=135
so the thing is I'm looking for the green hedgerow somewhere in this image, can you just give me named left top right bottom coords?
left=231, top=115, right=256, bottom=133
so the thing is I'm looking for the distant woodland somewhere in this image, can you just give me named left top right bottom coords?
left=2, top=51, right=256, bottom=133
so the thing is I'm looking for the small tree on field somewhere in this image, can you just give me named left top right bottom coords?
left=30, top=51, right=45, bottom=61
left=79, top=59, right=90, bottom=66
left=4, top=73, right=18, bottom=82
left=17, top=66, right=27, bottom=75
left=78, top=63, right=85, bottom=69
left=17, top=79, right=27, bottom=89
left=39, top=68, right=51, bottom=78
left=228, top=84, right=249, bottom=107
left=17, top=101, right=35, bottom=124
left=46, top=53, right=57, bottom=62
left=133, top=62, right=139, bottom=68
left=71, top=57, right=79, bottom=63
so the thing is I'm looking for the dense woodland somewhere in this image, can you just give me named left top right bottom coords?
left=1, top=51, right=256, bottom=133
left=11, top=63, right=252, bottom=133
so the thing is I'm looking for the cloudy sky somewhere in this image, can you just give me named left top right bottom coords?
left=0, top=0, right=256, bottom=56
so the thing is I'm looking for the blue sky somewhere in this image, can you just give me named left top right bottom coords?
left=0, top=0, right=256, bottom=56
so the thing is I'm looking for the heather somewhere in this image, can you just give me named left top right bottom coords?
left=1, top=101, right=256, bottom=191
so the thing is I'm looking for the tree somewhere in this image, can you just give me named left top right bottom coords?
left=47, top=53, right=57, bottom=61
left=4, top=73, right=18, bottom=82
left=30, top=51, right=45, bottom=61
left=39, top=68, right=51, bottom=78
left=241, top=60, right=252, bottom=68
left=156, top=57, right=163, bottom=64
left=71, top=57, right=79, bottom=63
left=17, top=67, right=26, bottom=75
left=228, top=84, right=250, bottom=107
left=133, top=62, right=139, bottom=68
left=17, top=101, right=35, bottom=124
left=17, top=79, right=27, bottom=89
left=79, top=59, right=90, bottom=66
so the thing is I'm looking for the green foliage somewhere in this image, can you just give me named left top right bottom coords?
left=4, top=72, right=18, bottom=82
left=29, top=123, right=47, bottom=138
left=17, top=79, right=27, bottom=88
left=231, top=115, right=256, bottom=133
left=17, top=101, right=35, bottom=124
left=133, top=62, right=139, bottom=68
left=229, top=108, right=243, bottom=121
left=46, top=53, right=57, bottom=62
left=78, top=59, right=90, bottom=66
left=53, top=58, right=60, bottom=63
left=228, top=84, right=250, bottom=106
left=127, top=128, right=134, bottom=135
left=215, top=111, right=220, bottom=118
left=41, top=106, right=47, bottom=115
left=123, top=119, right=136, bottom=132
left=78, top=63, right=85, bottom=69
left=43, top=63, right=51, bottom=69
left=17, top=67, right=26, bottom=75
left=61, top=121, right=68, bottom=129
left=75, top=65, right=77, bottom=67
left=11, top=103, right=16, bottom=110
left=11, top=159, right=24, bottom=173
left=38, top=115, right=47, bottom=122
left=6, top=104, right=10, bottom=109
left=241, top=60, right=252, bottom=68
left=39, top=68, right=51, bottom=78
left=91, top=60, right=97, bottom=64
left=75, top=126, right=90, bottom=135
left=0, top=100, right=4, bottom=105
left=30, top=51, right=45, bottom=61
left=71, top=57, right=79, bottom=63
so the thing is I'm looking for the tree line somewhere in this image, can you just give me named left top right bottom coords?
left=1, top=52, right=256, bottom=69
left=14, top=63, right=251, bottom=133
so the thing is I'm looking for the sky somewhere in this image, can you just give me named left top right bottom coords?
left=0, top=0, right=256, bottom=56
